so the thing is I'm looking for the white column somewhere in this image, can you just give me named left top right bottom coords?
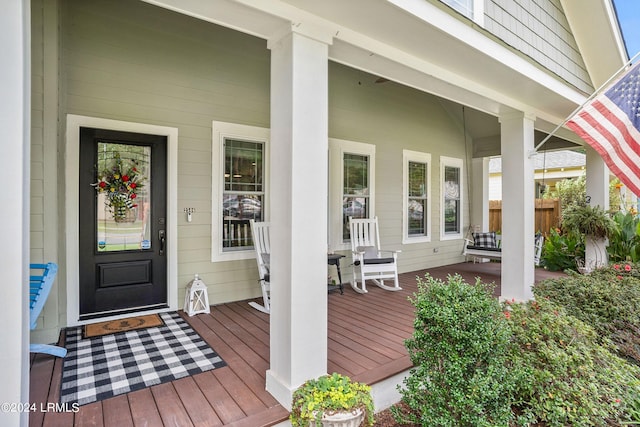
left=500, top=112, right=536, bottom=301
left=585, top=146, right=609, bottom=210
left=585, top=146, right=610, bottom=269
left=0, top=1, right=30, bottom=426
left=266, top=26, right=331, bottom=409
left=470, top=157, right=490, bottom=232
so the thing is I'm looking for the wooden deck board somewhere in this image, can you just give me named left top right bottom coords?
left=29, top=263, right=565, bottom=426
left=211, top=368, right=266, bottom=417
left=192, top=371, right=246, bottom=425
left=151, top=382, right=195, bottom=427
left=328, top=329, right=395, bottom=364
left=127, top=388, right=164, bottom=427
left=191, top=313, right=276, bottom=408
left=101, top=395, right=134, bottom=427
left=73, top=402, right=103, bottom=427
left=172, top=376, right=222, bottom=427
left=29, top=354, right=56, bottom=427
left=42, top=408, right=74, bottom=427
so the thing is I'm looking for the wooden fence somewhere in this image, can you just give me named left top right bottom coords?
left=488, top=199, right=560, bottom=235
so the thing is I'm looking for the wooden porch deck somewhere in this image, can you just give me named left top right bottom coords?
left=29, top=262, right=564, bottom=427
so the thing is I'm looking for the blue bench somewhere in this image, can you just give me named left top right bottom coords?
left=29, top=263, right=67, bottom=358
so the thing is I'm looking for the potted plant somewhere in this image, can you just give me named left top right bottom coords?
left=290, top=372, right=374, bottom=427
left=561, top=204, right=616, bottom=272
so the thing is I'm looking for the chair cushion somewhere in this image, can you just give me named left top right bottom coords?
left=363, top=257, right=396, bottom=265
left=472, top=232, right=497, bottom=248
left=466, top=245, right=501, bottom=253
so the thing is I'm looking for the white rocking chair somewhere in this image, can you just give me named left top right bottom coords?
left=349, top=216, right=401, bottom=294
left=249, top=219, right=271, bottom=314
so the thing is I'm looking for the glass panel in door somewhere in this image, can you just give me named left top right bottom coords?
left=95, top=143, right=152, bottom=251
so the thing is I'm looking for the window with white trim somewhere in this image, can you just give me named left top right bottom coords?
left=212, top=121, right=269, bottom=261
left=329, top=139, right=375, bottom=251
left=440, top=156, right=463, bottom=240
left=440, top=0, right=484, bottom=25
left=403, top=150, right=431, bottom=244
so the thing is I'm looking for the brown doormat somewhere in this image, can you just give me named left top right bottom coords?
left=83, top=313, right=164, bottom=338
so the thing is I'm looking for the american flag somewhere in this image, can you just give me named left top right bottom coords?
left=566, top=61, right=640, bottom=197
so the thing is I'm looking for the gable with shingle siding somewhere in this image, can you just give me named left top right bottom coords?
left=484, top=0, right=594, bottom=94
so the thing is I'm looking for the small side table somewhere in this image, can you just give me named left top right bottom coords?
left=327, top=253, right=345, bottom=294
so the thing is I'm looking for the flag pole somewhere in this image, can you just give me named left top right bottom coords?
left=529, top=51, right=640, bottom=158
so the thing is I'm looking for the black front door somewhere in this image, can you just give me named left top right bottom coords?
left=79, top=127, right=167, bottom=320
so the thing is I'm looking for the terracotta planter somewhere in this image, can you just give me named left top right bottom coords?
left=309, top=408, right=364, bottom=427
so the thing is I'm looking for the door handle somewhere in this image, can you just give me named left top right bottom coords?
left=159, top=230, right=166, bottom=255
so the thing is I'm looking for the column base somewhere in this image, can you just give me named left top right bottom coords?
left=266, top=369, right=295, bottom=411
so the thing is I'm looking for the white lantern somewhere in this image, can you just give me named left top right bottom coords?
left=183, top=274, right=210, bottom=316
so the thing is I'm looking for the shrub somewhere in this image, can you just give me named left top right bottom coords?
left=534, top=264, right=640, bottom=365
left=506, top=299, right=640, bottom=426
left=396, top=274, right=516, bottom=426
left=540, top=228, right=583, bottom=271
left=561, top=204, right=617, bottom=240
left=608, top=211, right=640, bottom=262
left=545, top=174, right=587, bottom=208
left=545, top=174, right=622, bottom=214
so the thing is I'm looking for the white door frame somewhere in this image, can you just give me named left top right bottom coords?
left=65, top=114, right=179, bottom=326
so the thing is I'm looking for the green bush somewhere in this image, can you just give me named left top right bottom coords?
left=534, top=264, right=640, bottom=365
left=395, top=274, right=516, bottom=427
left=608, top=211, right=640, bottom=262
left=545, top=175, right=587, bottom=208
left=540, top=228, right=584, bottom=271
left=545, top=174, right=622, bottom=215
left=397, top=273, right=640, bottom=426
left=561, top=204, right=617, bottom=240
left=506, top=299, right=640, bottom=426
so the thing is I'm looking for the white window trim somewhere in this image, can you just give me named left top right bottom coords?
left=211, top=121, right=269, bottom=262
left=473, top=0, right=485, bottom=27
left=403, top=150, right=431, bottom=244
left=440, top=0, right=484, bottom=26
left=440, top=156, right=464, bottom=241
left=65, top=114, right=179, bottom=326
left=329, top=138, right=376, bottom=252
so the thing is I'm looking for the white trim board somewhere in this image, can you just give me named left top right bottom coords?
left=65, top=114, right=179, bottom=326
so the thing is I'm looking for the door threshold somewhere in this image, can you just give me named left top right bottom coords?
left=79, top=304, right=170, bottom=323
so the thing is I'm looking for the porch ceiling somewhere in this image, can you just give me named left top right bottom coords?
left=284, top=0, right=585, bottom=118
left=142, top=0, right=594, bottom=144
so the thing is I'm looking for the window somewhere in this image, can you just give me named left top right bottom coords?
left=343, top=153, right=370, bottom=240
left=329, top=139, right=375, bottom=250
left=440, top=156, right=463, bottom=240
left=223, top=139, right=264, bottom=249
left=440, top=0, right=484, bottom=25
left=212, top=121, right=269, bottom=261
left=403, top=150, right=431, bottom=244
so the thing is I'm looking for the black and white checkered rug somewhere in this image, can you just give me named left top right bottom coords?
left=60, top=312, right=226, bottom=406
